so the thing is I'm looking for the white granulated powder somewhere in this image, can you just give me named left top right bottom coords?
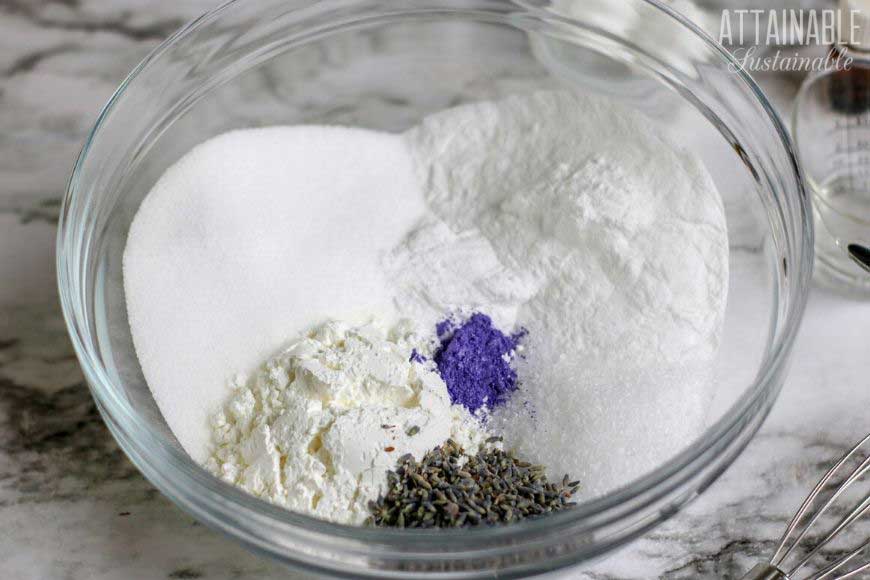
left=206, top=320, right=485, bottom=525
left=394, top=91, right=729, bottom=498
left=123, top=126, right=425, bottom=462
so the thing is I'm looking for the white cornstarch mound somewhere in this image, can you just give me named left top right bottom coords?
left=124, top=126, right=425, bottom=461
left=206, top=320, right=485, bottom=525
left=125, top=90, right=729, bottom=515
left=396, top=92, right=727, bottom=367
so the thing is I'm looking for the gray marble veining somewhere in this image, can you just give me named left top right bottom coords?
left=2, top=1, right=870, bottom=579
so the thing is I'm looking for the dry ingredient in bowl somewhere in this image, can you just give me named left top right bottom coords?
left=366, top=437, right=578, bottom=528
left=427, top=312, right=526, bottom=413
left=126, top=89, right=730, bottom=520
left=206, top=320, right=486, bottom=525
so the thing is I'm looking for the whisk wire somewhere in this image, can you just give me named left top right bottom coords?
left=770, top=433, right=870, bottom=569
left=835, top=560, right=870, bottom=579
left=788, top=465, right=870, bottom=575
left=806, top=538, right=870, bottom=580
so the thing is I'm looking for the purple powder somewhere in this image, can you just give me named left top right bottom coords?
left=435, top=318, right=454, bottom=337
left=433, top=313, right=526, bottom=413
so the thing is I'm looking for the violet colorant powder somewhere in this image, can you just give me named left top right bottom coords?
left=433, top=313, right=526, bottom=413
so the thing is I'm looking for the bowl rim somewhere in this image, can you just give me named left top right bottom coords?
left=56, top=0, right=814, bottom=571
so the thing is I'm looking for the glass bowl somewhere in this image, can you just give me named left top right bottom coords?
left=57, top=0, right=813, bottom=577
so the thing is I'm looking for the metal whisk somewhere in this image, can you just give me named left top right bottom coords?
left=743, top=432, right=870, bottom=580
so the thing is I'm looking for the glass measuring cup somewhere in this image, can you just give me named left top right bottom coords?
left=793, top=45, right=870, bottom=292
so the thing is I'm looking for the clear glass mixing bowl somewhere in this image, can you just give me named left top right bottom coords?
left=57, top=0, right=813, bottom=577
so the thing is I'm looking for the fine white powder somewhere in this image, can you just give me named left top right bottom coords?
left=123, top=126, right=425, bottom=461
left=393, top=91, right=729, bottom=498
left=206, top=320, right=485, bottom=525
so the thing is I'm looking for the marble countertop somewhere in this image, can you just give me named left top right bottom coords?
left=2, top=1, right=870, bottom=578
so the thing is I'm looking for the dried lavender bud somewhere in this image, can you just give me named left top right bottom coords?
left=365, top=440, right=577, bottom=529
